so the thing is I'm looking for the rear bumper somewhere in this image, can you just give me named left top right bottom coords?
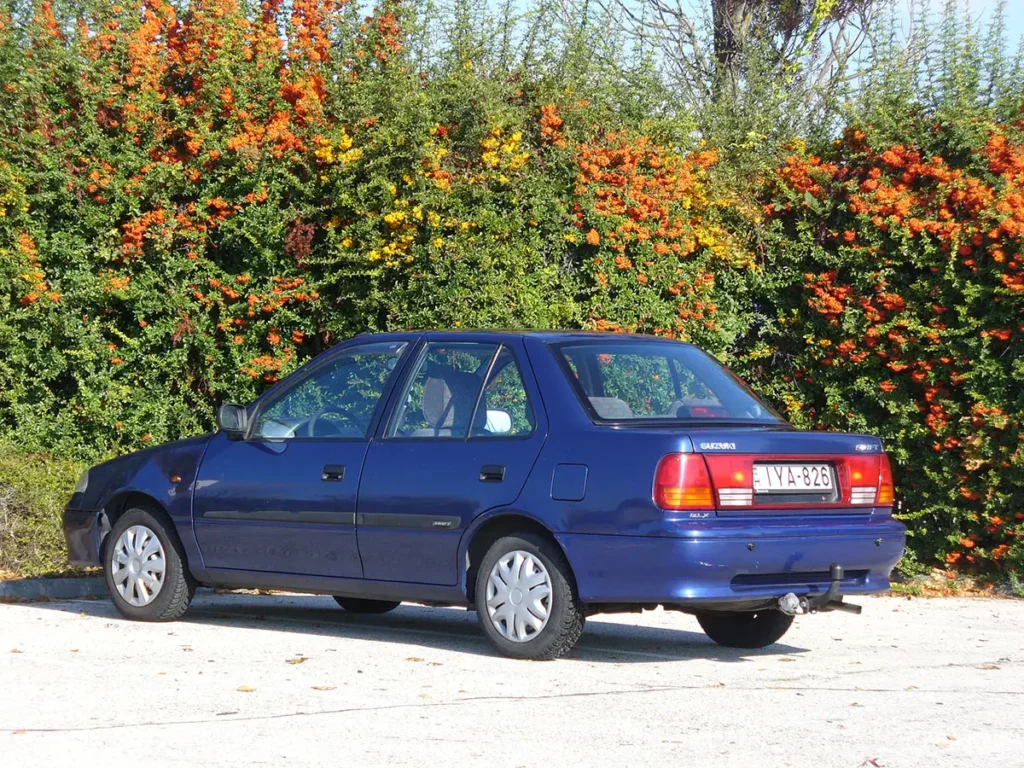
left=64, top=507, right=102, bottom=567
left=556, top=519, right=905, bottom=605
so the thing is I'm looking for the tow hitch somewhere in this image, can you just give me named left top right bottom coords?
left=777, top=564, right=862, bottom=616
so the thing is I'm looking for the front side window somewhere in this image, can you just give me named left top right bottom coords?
left=253, top=342, right=407, bottom=439
left=555, top=341, right=783, bottom=425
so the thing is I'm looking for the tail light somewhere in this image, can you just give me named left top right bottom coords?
left=654, top=454, right=714, bottom=510
left=657, top=451, right=896, bottom=511
left=842, top=454, right=895, bottom=506
left=877, top=453, right=895, bottom=505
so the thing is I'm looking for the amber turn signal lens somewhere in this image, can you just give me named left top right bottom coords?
left=877, top=453, right=895, bottom=505
left=654, top=453, right=715, bottom=510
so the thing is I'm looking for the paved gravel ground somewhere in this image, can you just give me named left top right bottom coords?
left=1, top=592, right=1021, bottom=768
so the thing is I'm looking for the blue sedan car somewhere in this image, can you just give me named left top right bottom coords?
left=64, top=331, right=905, bottom=659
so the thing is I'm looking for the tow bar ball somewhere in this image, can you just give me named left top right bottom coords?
left=776, top=563, right=863, bottom=616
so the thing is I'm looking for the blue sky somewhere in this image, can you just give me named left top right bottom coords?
left=904, top=0, right=1024, bottom=44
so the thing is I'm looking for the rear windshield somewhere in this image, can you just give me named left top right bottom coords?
left=553, top=340, right=784, bottom=425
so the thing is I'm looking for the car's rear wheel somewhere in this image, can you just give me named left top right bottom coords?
left=696, top=609, right=794, bottom=649
left=332, top=596, right=401, bottom=614
left=474, top=533, right=584, bottom=660
left=104, top=507, right=195, bottom=621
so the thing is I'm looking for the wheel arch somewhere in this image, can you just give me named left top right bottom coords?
left=460, top=510, right=576, bottom=603
left=99, top=491, right=182, bottom=561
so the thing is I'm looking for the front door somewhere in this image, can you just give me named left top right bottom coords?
left=193, top=339, right=411, bottom=577
left=357, top=338, right=547, bottom=585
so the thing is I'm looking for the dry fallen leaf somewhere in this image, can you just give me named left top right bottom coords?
left=237, top=686, right=256, bottom=693
left=428, top=662, right=443, bottom=667
left=947, top=736, right=957, bottom=741
left=286, top=656, right=308, bottom=665
left=977, top=664, right=1000, bottom=670
left=14, top=730, right=26, bottom=735
left=10, top=649, right=22, bottom=654
left=405, top=656, right=424, bottom=662
left=311, top=686, right=336, bottom=691
left=778, top=657, right=795, bottom=662
left=418, top=693, right=431, bottom=699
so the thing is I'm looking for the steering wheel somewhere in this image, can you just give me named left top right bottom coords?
left=307, top=407, right=357, bottom=437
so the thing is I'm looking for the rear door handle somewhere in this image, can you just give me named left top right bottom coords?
left=479, top=465, right=505, bottom=483
left=322, top=464, right=346, bottom=481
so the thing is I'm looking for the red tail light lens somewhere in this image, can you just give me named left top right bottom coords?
left=654, top=454, right=714, bottom=510
left=844, top=453, right=895, bottom=506
left=877, top=453, right=895, bottom=505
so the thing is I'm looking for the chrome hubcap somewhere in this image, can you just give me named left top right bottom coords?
left=111, top=525, right=166, bottom=607
left=486, top=550, right=552, bottom=643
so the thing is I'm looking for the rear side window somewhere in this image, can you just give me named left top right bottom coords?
left=390, top=343, right=496, bottom=439
left=554, top=341, right=782, bottom=425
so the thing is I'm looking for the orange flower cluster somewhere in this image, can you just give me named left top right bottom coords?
left=568, top=130, right=739, bottom=340
left=15, top=232, right=60, bottom=305
left=539, top=105, right=567, bottom=149
left=121, top=210, right=167, bottom=257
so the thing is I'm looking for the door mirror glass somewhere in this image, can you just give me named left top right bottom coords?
left=471, top=347, right=536, bottom=438
left=484, top=409, right=513, bottom=434
left=217, top=403, right=249, bottom=439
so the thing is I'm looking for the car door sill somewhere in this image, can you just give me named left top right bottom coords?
left=204, top=567, right=468, bottom=605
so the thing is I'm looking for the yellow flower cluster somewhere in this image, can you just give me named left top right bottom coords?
left=313, top=129, right=362, bottom=166
left=480, top=127, right=529, bottom=172
left=370, top=199, right=424, bottom=266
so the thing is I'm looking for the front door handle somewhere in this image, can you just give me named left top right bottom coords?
left=479, top=464, right=505, bottom=483
left=322, top=464, right=346, bottom=481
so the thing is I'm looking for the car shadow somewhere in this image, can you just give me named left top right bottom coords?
left=21, top=592, right=810, bottom=663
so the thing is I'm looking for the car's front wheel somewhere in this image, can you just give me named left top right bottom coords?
left=104, top=507, right=195, bottom=621
left=474, top=533, right=584, bottom=660
left=696, top=609, right=794, bottom=649
left=332, top=596, right=401, bottom=614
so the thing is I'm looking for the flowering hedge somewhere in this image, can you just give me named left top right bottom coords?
left=0, top=0, right=1022, bottom=578
left=746, top=127, right=1024, bottom=576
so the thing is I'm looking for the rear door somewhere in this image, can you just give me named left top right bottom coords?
left=356, top=337, right=546, bottom=585
left=192, top=339, right=411, bottom=577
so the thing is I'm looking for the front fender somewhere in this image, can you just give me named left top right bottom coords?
left=63, top=433, right=214, bottom=576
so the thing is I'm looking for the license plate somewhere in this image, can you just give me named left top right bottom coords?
left=752, top=463, right=834, bottom=493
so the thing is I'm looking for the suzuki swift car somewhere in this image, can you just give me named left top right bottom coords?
left=64, top=331, right=905, bottom=659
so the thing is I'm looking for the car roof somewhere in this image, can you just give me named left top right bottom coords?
left=350, top=329, right=693, bottom=344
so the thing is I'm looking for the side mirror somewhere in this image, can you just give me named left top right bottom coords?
left=217, top=403, right=249, bottom=440
left=484, top=409, right=513, bottom=434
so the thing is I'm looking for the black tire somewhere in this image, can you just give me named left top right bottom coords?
left=332, top=596, right=401, bottom=614
left=696, top=609, right=794, bottom=649
left=474, top=533, right=584, bottom=660
left=104, top=507, right=196, bottom=622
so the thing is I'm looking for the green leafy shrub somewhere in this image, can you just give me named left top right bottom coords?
left=0, top=443, right=86, bottom=577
